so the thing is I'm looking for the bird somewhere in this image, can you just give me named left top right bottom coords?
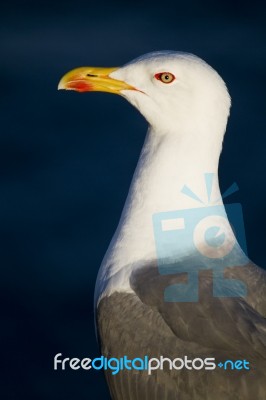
left=58, top=51, right=266, bottom=400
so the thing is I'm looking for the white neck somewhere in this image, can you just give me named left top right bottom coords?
left=95, top=122, right=235, bottom=302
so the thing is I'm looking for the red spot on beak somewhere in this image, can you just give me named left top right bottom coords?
left=66, top=80, right=93, bottom=92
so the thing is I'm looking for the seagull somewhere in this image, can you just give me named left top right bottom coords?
left=58, top=51, right=266, bottom=400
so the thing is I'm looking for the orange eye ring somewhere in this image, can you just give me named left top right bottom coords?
left=154, top=72, right=175, bottom=84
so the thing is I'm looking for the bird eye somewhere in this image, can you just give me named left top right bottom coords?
left=154, top=72, right=175, bottom=84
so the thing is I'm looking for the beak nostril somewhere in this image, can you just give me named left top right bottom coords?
left=86, top=74, right=98, bottom=77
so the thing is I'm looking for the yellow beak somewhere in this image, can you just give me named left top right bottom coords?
left=58, top=66, right=136, bottom=94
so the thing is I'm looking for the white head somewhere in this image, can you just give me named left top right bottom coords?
left=112, top=52, right=231, bottom=137
left=59, top=50, right=231, bottom=144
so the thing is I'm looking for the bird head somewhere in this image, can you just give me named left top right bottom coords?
left=58, top=51, right=231, bottom=136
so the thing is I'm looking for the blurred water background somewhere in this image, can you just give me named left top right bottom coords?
left=1, top=1, right=266, bottom=398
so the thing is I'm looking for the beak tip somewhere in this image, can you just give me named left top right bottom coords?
left=58, top=80, right=65, bottom=90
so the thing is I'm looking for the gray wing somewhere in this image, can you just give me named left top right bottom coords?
left=97, top=262, right=266, bottom=400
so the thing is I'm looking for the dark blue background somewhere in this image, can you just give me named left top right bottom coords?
left=1, top=1, right=266, bottom=399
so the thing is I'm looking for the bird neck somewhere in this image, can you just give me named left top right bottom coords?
left=105, top=124, right=226, bottom=269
